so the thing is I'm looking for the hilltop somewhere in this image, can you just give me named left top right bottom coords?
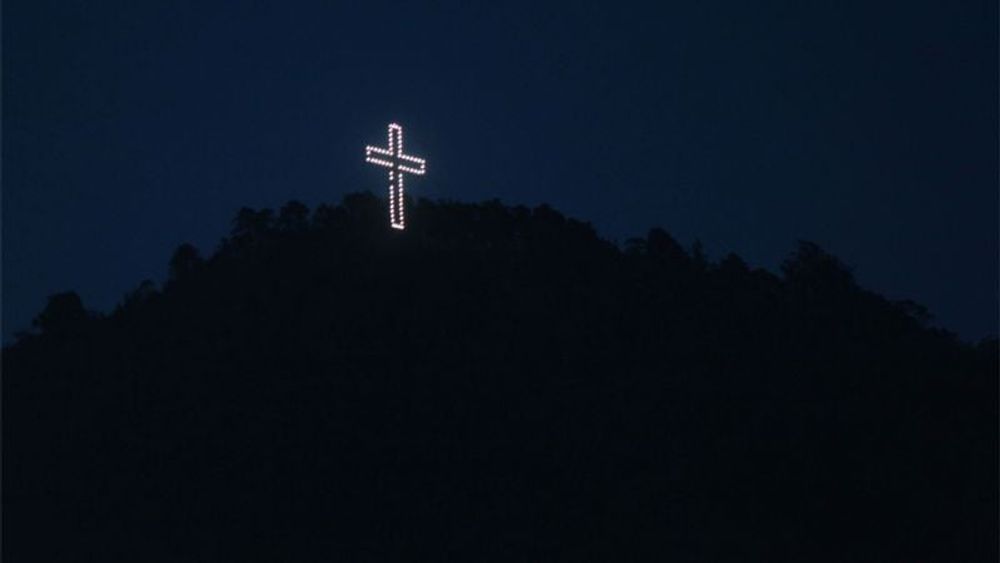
left=4, top=193, right=997, bottom=561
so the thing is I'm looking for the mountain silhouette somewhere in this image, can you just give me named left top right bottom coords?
left=4, top=193, right=997, bottom=562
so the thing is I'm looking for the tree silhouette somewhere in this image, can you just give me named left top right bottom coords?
left=168, top=243, right=204, bottom=283
left=230, top=207, right=275, bottom=250
left=782, top=239, right=857, bottom=292
left=119, top=279, right=158, bottom=311
left=30, top=291, right=92, bottom=336
left=277, top=200, right=309, bottom=233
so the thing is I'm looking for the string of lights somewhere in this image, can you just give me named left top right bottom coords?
left=365, top=123, right=426, bottom=230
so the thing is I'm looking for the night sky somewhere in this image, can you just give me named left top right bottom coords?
left=4, top=1, right=997, bottom=341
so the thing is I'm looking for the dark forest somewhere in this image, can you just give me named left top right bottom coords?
left=4, top=194, right=997, bottom=561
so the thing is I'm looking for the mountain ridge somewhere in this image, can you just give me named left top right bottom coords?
left=4, top=192, right=997, bottom=561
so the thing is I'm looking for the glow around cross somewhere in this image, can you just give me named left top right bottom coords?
left=365, top=123, right=426, bottom=230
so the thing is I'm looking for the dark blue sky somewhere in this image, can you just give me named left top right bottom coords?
left=4, top=0, right=997, bottom=341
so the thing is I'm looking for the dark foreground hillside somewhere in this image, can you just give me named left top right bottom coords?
left=4, top=193, right=997, bottom=561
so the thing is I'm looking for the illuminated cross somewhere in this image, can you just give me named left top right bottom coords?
left=365, top=123, right=427, bottom=230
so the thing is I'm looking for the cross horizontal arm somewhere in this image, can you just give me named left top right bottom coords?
left=365, top=146, right=426, bottom=174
